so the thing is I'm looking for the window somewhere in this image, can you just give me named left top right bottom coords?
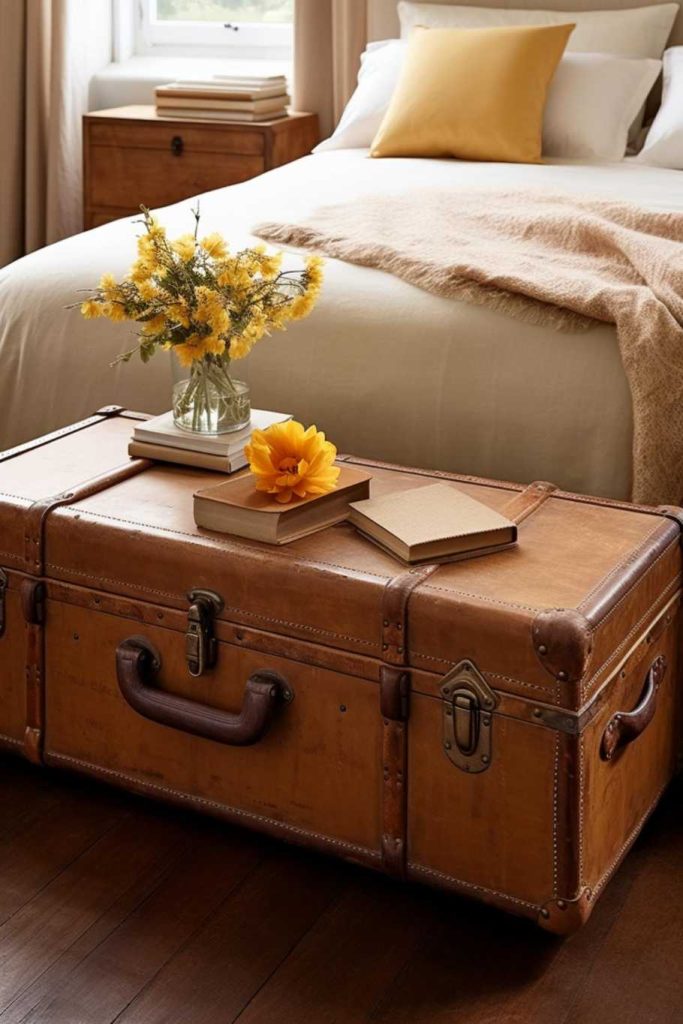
left=136, top=0, right=294, bottom=59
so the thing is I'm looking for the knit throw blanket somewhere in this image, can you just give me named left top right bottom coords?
left=256, top=189, right=683, bottom=506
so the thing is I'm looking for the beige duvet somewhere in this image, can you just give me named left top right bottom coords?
left=1, top=149, right=680, bottom=499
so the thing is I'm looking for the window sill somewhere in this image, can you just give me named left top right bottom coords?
left=89, top=55, right=292, bottom=111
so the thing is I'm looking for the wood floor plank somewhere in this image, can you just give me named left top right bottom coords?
left=114, top=849, right=345, bottom=1024
left=0, top=757, right=680, bottom=1024
left=0, top=794, right=130, bottom=927
left=7, top=823, right=264, bottom=1024
left=562, top=790, right=683, bottom=1024
left=234, top=874, right=439, bottom=1024
left=0, top=843, right=186, bottom=1024
left=0, top=807, right=191, bottom=1011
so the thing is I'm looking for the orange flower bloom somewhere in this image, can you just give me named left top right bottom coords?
left=245, top=421, right=340, bottom=504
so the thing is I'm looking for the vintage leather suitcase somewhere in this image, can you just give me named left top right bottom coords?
left=1, top=408, right=681, bottom=935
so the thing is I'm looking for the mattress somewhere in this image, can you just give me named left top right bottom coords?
left=0, top=149, right=679, bottom=499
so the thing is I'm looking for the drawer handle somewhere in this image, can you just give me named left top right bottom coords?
left=116, top=636, right=293, bottom=747
left=171, top=135, right=184, bottom=156
left=600, top=655, right=666, bottom=761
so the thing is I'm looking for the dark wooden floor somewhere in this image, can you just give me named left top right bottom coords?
left=0, top=756, right=680, bottom=1024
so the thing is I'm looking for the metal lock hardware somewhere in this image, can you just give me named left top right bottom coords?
left=170, top=135, right=184, bottom=156
left=186, top=589, right=224, bottom=678
left=441, top=659, right=498, bottom=773
left=0, top=569, right=7, bottom=638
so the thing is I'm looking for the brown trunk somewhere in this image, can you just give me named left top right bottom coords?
left=0, top=408, right=680, bottom=934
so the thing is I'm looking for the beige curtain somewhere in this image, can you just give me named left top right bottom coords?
left=0, top=0, right=112, bottom=268
left=293, top=0, right=368, bottom=140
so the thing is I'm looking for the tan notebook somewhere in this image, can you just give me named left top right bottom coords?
left=194, top=466, right=372, bottom=544
left=348, top=482, right=517, bottom=564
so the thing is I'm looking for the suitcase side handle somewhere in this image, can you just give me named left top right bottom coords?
left=600, top=655, right=666, bottom=762
left=116, top=636, right=292, bottom=747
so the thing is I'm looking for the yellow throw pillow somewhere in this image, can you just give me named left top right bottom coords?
left=371, top=23, right=575, bottom=163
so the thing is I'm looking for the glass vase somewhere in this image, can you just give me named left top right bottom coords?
left=172, top=356, right=250, bottom=435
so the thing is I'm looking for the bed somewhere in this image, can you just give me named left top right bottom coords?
left=0, top=0, right=681, bottom=501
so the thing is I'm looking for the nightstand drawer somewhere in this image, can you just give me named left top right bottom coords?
left=89, top=120, right=265, bottom=156
left=83, top=107, right=319, bottom=231
left=88, top=146, right=265, bottom=209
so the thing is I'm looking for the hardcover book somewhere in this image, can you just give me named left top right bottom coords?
left=348, top=482, right=517, bottom=564
left=132, top=409, right=291, bottom=458
left=128, top=441, right=247, bottom=474
left=194, top=466, right=372, bottom=544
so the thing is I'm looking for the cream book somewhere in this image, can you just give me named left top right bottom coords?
left=156, top=108, right=288, bottom=123
left=156, top=82, right=287, bottom=100
left=128, top=441, right=247, bottom=474
left=194, top=467, right=372, bottom=544
left=348, top=483, right=517, bottom=564
left=132, top=409, right=291, bottom=457
left=156, top=95, right=289, bottom=113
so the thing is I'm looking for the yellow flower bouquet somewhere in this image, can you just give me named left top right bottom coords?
left=78, top=207, right=323, bottom=434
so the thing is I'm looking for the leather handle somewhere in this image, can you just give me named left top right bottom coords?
left=600, top=655, right=667, bottom=762
left=116, top=636, right=291, bottom=747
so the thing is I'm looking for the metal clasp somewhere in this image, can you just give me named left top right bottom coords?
left=0, top=569, right=7, bottom=638
left=186, top=589, right=224, bottom=678
left=441, top=660, right=497, bottom=773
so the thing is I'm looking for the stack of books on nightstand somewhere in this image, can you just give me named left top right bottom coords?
left=129, top=409, right=292, bottom=473
left=155, top=74, right=290, bottom=122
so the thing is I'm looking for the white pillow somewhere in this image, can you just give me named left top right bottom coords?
left=315, top=40, right=407, bottom=153
left=637, top=47, right=683, bottom=167
left=316, top=41, right=661, bottom=162
left=398, top=2, right=678, bottom=58
left=544, top=53, right=662, bottom=160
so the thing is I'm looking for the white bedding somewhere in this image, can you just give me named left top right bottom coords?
left=1, top=150, right=680, bottom=498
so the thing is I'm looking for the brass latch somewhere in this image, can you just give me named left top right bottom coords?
left=186, top=589, right=224, bottom=678
left=441, top=660, right=498, bottom=773
left=0, top=569, right=7, bottom=638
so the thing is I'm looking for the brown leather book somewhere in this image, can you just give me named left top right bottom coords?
left=348, top=482, right=517, bottom=564
left=194, top=466, right=372, bottom=544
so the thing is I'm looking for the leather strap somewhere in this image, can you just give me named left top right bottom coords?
left=380, top=564, right=440, bottom=877
left=9, top=407, right=153, bottom=763
left=20, top=457, right=152, bottom=763
left=376, top=479, right=557, bottom=877
left=23, top=459, right=150, bottom=575
left=0, top=406, right=126, bottom=465
left=502, top=480, right=557, bottom=524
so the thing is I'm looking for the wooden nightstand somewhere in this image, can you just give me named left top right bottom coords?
left=83, top=105, right=320, bottom=230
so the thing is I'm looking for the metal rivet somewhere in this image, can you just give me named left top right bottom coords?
left=383, top=619, right=389, bottom=627
left=540, top=908, right=550, bottom=919
left=339, top=704, right=347, bottom=713
left=397, top=624, right=402, bottom=631
left=538, top=644, right=548, bottom=655
left=382, top=643, right=388, bottom=651
left=73, top=633, right=79, bottom=641
left=557, top=900, right=567, bottom=910
left=397, top=646, right=404, bottom=654
left=533, top=708, right=543, bottom=718
left=444, top=740, right=451, bottom=750
left=482, top=716, right=491, bottom=726
left=481, top=755, right=489, bottom=764
left=558, top=671, right=568, bottom=682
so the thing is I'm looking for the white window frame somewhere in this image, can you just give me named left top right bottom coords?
left=133, top=0, right=293, bottom=61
